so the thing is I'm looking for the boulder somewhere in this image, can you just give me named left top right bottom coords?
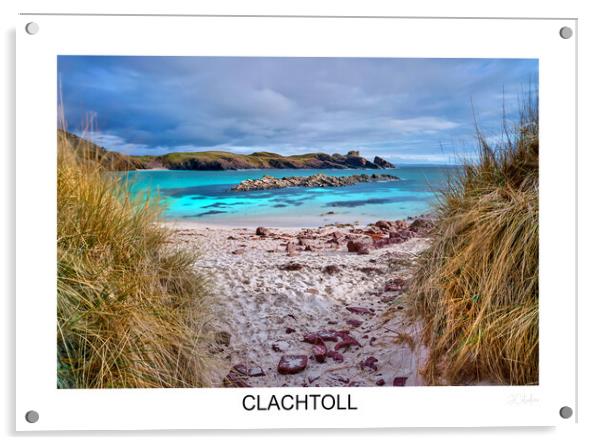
left=277, top=355, right=309, bottom=375
left=347, top=239, right=372, bottom=254
left=384, top=277, right=407, bottom=292
left=256, top=226, right=271, bottom=236
left=323, top=264, right=342, bottom=275
left=409, top=217, right=434, bottom=235
left=279, top=262, right=303, bottom=271
left=335, top=333, right=362, bottom=351
left=326, top=351, right=344, bottom=362
left=312, top=342, right=328, bottom=363
left=361, top=356, right=378, bottom=371
left=374, top=220, right=393, bottom=230
left=346, top=306, right=374, bottom=315
left=393, top=376, right=408, bottom=386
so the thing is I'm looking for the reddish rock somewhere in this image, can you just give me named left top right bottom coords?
left=303, top=330, right=339, bottom=344
left=393, top=376, right=408, bottom=386
left=335, top=333, right=362, bottom=351
left=223, top=371, right=250, bottom=387
left=359, top=267, right=384, bottom=275
left=256, top=226, right=271, bottom=236
left=384, top=277, right=407, bottom=292
left=302, top=333, right=321, bottom=344
left=247, top=367, right=266, bottom=377
left=317, top=330, right=340, bottom=342
left=380, top=295, right=397, bottom=303
left=277, top=355, right=308, bottom=375
left=346, top=319, right=363, bottom=328
left=323, top=264, right=342, bottom=275
left=389, top=228, right=414, bottom=240
left=376, top=379, right=385, bottom=386
left=312, top=342, right=328, bottom=363
left=374, top=220, right=393, bottom=230
left=409, top=217, right=434, bottom=235
left=347, top=239, right=371, bottom=253
left=326, top=351, right=344, bottom=362
left=361, top=356, right=378, bottom=371
left=346, top=306, right=374, bottom=315
left=279, top=262, right=303, bottom=271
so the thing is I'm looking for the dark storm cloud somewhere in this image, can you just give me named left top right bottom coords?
left=58, top=56, right=538, bottom=164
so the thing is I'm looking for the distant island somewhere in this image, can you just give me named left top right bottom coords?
left=59, top=131, right=396, bottom=171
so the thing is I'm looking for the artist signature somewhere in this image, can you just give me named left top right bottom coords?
left=508, top=393, right=540, bottom=405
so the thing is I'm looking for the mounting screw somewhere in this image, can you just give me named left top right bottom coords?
left=559, top=406, right=573, bottom=419
left=25, top=410, right=39, bottom=423
left=25, top=22, right=39, bottom=35
left=559, top=26, right=573, bottom=39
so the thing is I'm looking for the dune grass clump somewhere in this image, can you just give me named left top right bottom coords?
left=57, top=131, right=215, bottom=388
left=409, top=95, right=539, bottom=385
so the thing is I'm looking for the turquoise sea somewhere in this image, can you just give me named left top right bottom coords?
left=119, top=166, right=457, bottom=227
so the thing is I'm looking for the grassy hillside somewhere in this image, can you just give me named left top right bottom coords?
left=59, top=130, right=145, bottom=171
left=57, top=130, right=216, bottom=388
left=64, top=132, right=395, bottom=171
left=408, top=96, right=539, bottom=385
left=138, top=150, right=384, bottom=170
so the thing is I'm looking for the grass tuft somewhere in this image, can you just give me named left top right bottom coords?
left=409, top=93, right=539, bottom=385
left=57, top=130, right=216, bottom=388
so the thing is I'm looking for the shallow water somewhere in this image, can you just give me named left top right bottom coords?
left=118, top=166, right=457, bottom=227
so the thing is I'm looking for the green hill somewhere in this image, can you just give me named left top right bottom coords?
left=62, top=131, right=396, bottom=171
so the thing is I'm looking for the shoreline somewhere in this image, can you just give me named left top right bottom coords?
left=167, top=217, right=433, bottom=387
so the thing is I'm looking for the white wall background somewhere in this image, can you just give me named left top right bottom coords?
left=1, top=0, right=600, bottom=443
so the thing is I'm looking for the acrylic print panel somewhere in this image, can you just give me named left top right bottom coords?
left=56, top=55, right=538, bottom=390
left=16, top=15, right=575, bottom=430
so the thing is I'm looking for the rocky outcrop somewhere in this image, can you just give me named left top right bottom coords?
left=61, top=131, right=399, bottom=172
left=232, top=173, right=399, bottom=191
left=373, top=156, right=395, bottom=168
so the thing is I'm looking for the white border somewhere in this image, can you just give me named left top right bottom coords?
left=16, top=15, right=576, bottom=430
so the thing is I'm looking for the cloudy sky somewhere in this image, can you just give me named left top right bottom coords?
left=58, top=56, right=538, bottom=164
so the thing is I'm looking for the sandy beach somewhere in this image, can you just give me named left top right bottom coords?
left=165, top=218, right=432, bottom=387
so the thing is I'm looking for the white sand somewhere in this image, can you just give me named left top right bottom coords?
left=166, top=221, right=429, bottom=388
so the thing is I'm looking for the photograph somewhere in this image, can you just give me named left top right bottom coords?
left=56, top=55, right=539, bottom=389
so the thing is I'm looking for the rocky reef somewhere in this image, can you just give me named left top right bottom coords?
left=231, top=173, right=400, bottom=191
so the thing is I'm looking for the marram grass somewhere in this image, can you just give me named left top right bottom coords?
left=409, top=96, right=539, bottom=385
left=57, top=131, right=216, bottom=388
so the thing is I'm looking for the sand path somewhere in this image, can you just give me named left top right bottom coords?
left=168, top=221, right=429, bottom=387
